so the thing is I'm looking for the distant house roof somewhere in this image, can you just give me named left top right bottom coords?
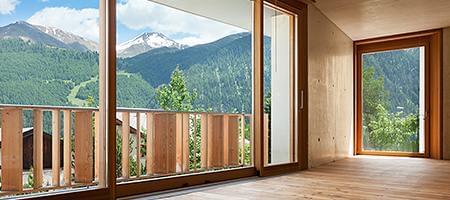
left=0, top=118, right=140, bottom=144
left=0, top=127, right=52, bottom=143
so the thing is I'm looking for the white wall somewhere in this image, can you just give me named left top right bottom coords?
left=307, top=5, right=354, bottom=168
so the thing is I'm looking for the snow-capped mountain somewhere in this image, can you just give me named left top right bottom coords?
left=117, top=32, right=187, bottom=58
left=35, top=25, right=98, bottom=51
left=0, top=21, right=97, bottom=52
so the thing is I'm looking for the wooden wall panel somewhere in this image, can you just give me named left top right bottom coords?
left=308, top=5, right=354, bottom=167
left=443, top=27, right=450, bottom=160
left=153, top=113, right=177, bottom=174
left=1, top=109, right=23, bottom=191
left=429, top=30, right=443, bottom=159
left=74, top=111, right=93, bottom=183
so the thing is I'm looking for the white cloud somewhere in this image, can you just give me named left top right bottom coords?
left=0, top=0, right=20, bottom=15
left=27, top=7, right=99, bottom=41
left=117, top=0, right=244, bottom=46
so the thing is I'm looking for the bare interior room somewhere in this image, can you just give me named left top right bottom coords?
left=0, top=0, right=449, bottom=199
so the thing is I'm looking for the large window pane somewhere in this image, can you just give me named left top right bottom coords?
left=263, top=5, right=297, bottom=165
left=362, top=47, right=425, bottom=153
left=114, top=0, right=253, bottom=182
left=0, top=0, right=105, bottom=197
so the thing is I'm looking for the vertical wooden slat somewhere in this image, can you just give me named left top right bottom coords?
left=166, top=114, right=177, bottom=174
left=207, top=115, right=224, bottom=168
left=200, top=114, right=208, bottom=169
left=1, top=109, right=23, bottom=191
left=182, top=114, right=190, bottom=172
left=121, top=112, right=130, bottom=179
left=153, top=113, right=177, bottom=174
left=240, top=115, right=246, bottom=165
left=175, top=113, right=183, bottom=173
left=94, top=109, right=106, bottom=187
left=193, top=114, right=198, bottom=171
left=33, top=110, right=43, bottom=189
left=136, top=112, right=141, bottom=177
left=223, top=115, right=230, bottom=167
left=146, top=113, right=153, bottom=175
left=250, top=115, right=254, bottom=166
left=74, top=111, right=93, bottom=183
left=94, top=111, right=100, bottom=181
left=264, top=114, right=269, bottom=165
left=228, top=116, right=240, bottom=166
left=52, top=110, right=61, bottom=187
left=63, top=110, right=72, bottom=186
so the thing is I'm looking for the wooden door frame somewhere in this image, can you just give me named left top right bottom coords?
left=254, top=0, right=308, bottom=177
left=354, top=29, right=443, bottom=159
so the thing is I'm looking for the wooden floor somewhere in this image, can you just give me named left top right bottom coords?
left=132, top=156, right=450, bottom=199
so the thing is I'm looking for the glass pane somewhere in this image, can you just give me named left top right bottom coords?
left=115, top=0, right=253, bottom=182
left=362, top=47, right=425, bottom=153
left=263, top=5, right=296, bottom=165
left=0, top=0, right=104, bottom=197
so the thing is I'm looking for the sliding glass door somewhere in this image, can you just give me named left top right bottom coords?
left=263, top=4, right=297, bottom=166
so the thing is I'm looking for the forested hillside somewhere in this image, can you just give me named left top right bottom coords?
left=363, top=48, right=420, bottom=115
left=0, top=39, right=97, bottom=106
left=0, top=39, right=156, bottom=108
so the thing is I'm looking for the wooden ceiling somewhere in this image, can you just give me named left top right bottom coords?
left=314, top=0, right=450, bottom=40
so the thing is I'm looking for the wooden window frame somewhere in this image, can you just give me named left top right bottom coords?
left=354, top=29, right=443, bottom=158
left=30, top=0, right=308, bottom=199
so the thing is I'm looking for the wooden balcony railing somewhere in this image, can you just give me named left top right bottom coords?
left=0, top=104, right=256, bottom=197
left=115, top=109, right=254, bottom=182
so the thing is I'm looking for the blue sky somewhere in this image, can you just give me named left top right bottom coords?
left=0, top=0, right=244, bottom=45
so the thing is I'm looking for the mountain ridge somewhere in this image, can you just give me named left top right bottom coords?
left=117, top=32, right=187, bottom=58
left=0, top=21, right=97, bottom=52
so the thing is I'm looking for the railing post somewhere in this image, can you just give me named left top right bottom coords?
left=146, top=113, right=154, bottom=176
left=240, top=115, right=246, bottom=165
left=94, top=111, right=100, bottom=181
left=52, top=110, right=61, bottom=187
left=193, top=114, right=198, bottom=171
left=33, top=110, right=44, bottom=189
left=200, top=114, right=208, bottom=170
left=176, top=113, right=183, bottom=173
left=74, top=111, right=93, bottom=183
left=208, top=115, right=224, bottom=168
left=64, top=110, right=72, bottom=186
left=182, top=114, right=190, bottom=172
left=264, top=114, right=269, bottom=166
left=1, top=108, right=23, bottom=191
left=250, top=115, right=254, bottom=166
left=153, top=113, right=177, bottom=174
left=223, top=115, right=230, bottom=167
left=136, top=112, right=141, bottom=177
left=227, top=116, right=240, bottom=166
left=121, top=112, right=130, bottom=179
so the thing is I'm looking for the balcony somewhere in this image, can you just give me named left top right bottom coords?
left=0, top=104, right=259, bottom=198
